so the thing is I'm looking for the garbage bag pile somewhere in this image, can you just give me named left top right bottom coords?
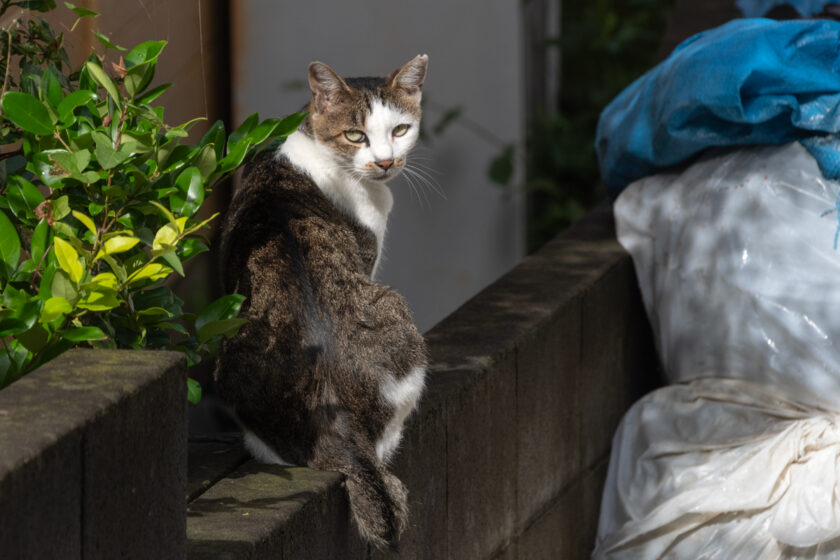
left=594, top=17, right=840, bottom=560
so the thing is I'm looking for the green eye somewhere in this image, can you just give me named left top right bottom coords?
left=344, top=130, right=366, bottom=143
left=393, top=124, right=410, bottom=137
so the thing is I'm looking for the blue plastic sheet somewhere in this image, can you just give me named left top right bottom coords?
left=736, top=0, right=833, bottom=17
left=596, top=18, right=840, bottom=197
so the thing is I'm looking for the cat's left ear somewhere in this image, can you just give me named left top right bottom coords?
left=388, top=54, right=428, bottom=102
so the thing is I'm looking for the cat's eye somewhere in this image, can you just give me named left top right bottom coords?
left=344, top=130, right=366, bottom=143
left=393, top=124, right=411, bottom=137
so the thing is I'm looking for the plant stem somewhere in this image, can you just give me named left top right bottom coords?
left=53, top=130, right=72, bottom=151
left=0, top=27, right=14, bottom=107
left=29, top=241, right=53, bottom=290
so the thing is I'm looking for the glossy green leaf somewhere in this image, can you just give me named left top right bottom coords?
left=0, top=300, right=40, bottom=337
left=57, top=90, right=98, bottom=122
left=51, top=149, right=90, bottom=175
left=199, top=119, right=226, bottom=161
left=50, top=195, right=70, bottom=220
left=0, top=209, right=21, bottom=279
left=133, top=286, right=183, bottom=317
left=7, top=176, right=45, bottom=222
left=30, top=220, right=49, bottom=264
left=159, top=250, right=183, bottom=277
left=64, top=2, right=97, bottom=17
left=197, top=317, right=248, bottom=344
left=93, top=134, right=134, bottom=169
left=84, top=61, right=121, bottom=107
left=218, top=139, right=250, bottom=174
left=179, top=238, right=209, bottom=260
left=61, top=326, right=107, bottom=342
left=88, top=202, right=105, bottom=216
left=124, top=61, right=155, bottom=98
left=147, top=200, right=178, bottom=227
left=2, top=92, right=54, bottom=135
left=275, top=110, right=308, bottom=138
left=53, top=237, right=83, bottom=283
left=135, top=83, right=172, bottom=105
left=41, top=296, right=73, bottom=322
left=17, top=0, right=56, bottom=13
left=42, top=68, right=63, bottom=108
left=195, top=294, right=246, bottom=334
left=100, top=254, right=126, bottom=284
left=127, top=262, right=172, bottom=285
left=136, top=306, right=172, bottom=319
left=77, top=289, right=120, bottom=311
left=192, top=144, right=216, bottom=180
left=152, top=222, right=179, bottom=252
left=228, top=113, right=258, bottom=150
left=96, top=236, right=139, bottom=258
left=187, top=377, right=201, bottom=404
left=244, top=118, right=280, bottom=147
left=94, top=31, right=126, bottom=51
left=125, top=40, right=166, bottom=67
left=90, top=272, right=118, bottom=289
left=71, top=210, right=97, bottom=236
left=171, top=166, right=204, bottom=217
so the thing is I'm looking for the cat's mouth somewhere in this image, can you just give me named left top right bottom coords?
left=369, top=166, right=402, bottom=182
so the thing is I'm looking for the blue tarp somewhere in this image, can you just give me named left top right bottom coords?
left=596, top=18, right=840, bottom=197
left=736, top=0, right=833, bottom=17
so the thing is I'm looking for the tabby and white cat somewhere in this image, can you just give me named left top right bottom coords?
left=215, top=55, right=429, bottom=549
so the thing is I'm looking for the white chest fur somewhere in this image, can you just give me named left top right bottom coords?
left=279, top=131, right=393, bottom=276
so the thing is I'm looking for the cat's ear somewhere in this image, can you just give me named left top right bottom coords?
left=387, top=54, right=428, bottom=102
left=308, top=61, right=352, bottom=113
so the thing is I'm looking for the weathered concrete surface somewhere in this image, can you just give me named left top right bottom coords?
left=187, top=462, right=367, bottom=559
left=188, top=436, right=251, bottom=502
left=187, top=203, right=660, bottom=559
left=0, top=349, right=187, bottom=559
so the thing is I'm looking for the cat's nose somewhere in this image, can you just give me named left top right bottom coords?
left=375, top=159, right=394, bottom=170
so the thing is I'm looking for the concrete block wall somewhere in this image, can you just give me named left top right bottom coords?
left=0, top=349, right=187, bottom=559
left=187, top=203, right=661, bottom=559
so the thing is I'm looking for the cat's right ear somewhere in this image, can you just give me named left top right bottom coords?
left=308, top=62, right=351, bottom=114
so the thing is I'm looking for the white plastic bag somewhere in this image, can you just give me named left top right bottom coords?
left=594, top=378, right=840, bottom=559
left=615, top=142, right=840, bottom=410
left=595, top=143, right=840, bottom=559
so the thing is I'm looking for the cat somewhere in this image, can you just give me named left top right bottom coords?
left=215, top=55, right=429, bottom=550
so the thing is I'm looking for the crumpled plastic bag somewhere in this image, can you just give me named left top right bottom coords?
left=616, top=142, right=840, bottom=411
left=595, top=18, right=840, bottom=196
left=595, top=143, right=840, bottom=558
left=594, top=378, right=840, bottom=559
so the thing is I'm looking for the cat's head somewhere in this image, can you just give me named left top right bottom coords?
left=305, top=55, right=428, bottom=182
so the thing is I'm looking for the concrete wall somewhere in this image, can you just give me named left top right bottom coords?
left=230, top=0, right=527, bottom=332
left=187, top=204, right=662, bottom=559
left=0, top=350, right=187, bottom=559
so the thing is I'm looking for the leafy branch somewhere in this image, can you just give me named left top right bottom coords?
left=0, top=1, right=306, bottom=398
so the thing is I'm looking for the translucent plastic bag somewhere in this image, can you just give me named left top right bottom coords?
left=594, top=378, right=840, bottom=559
left=616, top=142, right=840, bottom=410
left=595, top=143, right=840, bottom=559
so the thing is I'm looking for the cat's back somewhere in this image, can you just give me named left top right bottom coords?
left=219, top=151, right=378, bottom=307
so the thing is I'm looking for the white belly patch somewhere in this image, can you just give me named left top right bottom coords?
left=375, top=366, right=427, bottom=463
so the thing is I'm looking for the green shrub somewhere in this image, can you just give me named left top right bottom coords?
left=0, top=0, right=304, bottom=399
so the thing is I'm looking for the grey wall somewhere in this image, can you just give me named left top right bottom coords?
left=231, top=0, right=526, bottom=332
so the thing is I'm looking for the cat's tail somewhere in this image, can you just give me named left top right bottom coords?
left=312, top=433, right=408, bottom=550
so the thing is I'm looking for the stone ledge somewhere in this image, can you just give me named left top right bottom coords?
left=0, top=348, right=187, bottom=559
left=187, top=203, right=659, bottom=559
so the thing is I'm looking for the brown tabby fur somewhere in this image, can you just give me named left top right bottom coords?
left=215, top=58, right=428, bottom=550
